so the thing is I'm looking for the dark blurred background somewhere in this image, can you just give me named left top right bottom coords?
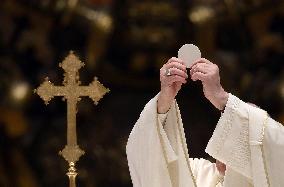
left=0, top=0, right=283, bottom=186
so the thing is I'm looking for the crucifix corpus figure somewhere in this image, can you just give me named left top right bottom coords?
left=35, top=51, right=109, bottom=187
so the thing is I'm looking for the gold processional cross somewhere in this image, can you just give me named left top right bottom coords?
left=35, top=52, right=109, bottom=187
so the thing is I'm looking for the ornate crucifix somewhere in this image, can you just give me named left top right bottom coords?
left=35, top=52, right=109, bottom=187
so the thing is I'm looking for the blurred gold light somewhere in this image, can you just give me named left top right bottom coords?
left=77, top=6, right=113, bottom=32
left=68, top=0, right=78, bottom=9
left=189, top=6, right=214, bottom=24
left=11, top=82, right=29, bottom=101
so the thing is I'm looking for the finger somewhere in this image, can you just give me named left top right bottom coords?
left=189, top=58, right=212, bottom=69
left=166, top=75, right=187, bottom=85
left=190, top=63, right=210, bottom=76
left=190, top=59, right=206, bottom=71
left=191, top=72, right=206, bottom=82
left=168, top=67, right=188, bottom=78
left=165, top=61, right=187, bottom=72
left=160, top=64, right=170, bottom=76
left=167, top=57, right=185, bottom=65
left=191, top=60, right=209, bottom=68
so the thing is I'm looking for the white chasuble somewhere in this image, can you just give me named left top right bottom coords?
left=126, top=95, right=222, bottom=187
left=206, top=94, right=284, bottom=187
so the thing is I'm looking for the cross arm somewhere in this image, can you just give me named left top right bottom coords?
left=35, top=78, right=67, bottom=105
left=78, top=78, right=109, bottom=105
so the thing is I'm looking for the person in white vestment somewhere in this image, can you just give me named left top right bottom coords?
left=126, top=57, right=284, bottom=187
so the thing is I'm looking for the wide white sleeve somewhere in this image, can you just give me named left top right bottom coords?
left=205, top=94, right=252, bottom=179
left=126, top=94, right=193, bottom=187
left=126, top=94, right=173, bottom=187
left=206, top=93, right=284, bottom=186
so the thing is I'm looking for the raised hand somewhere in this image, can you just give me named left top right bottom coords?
left=158, top=57, right=188, bottom=113
left=190, top=58, right=229, bottom=110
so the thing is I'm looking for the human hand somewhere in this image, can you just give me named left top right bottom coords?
left=216, top=160, right=226, bottom=176
left=158, top=57, right=188, bottom=113
left=190, top=58, right=229, bottom=110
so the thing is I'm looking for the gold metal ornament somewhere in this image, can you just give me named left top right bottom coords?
left=35, top=51, right=109, bottom=187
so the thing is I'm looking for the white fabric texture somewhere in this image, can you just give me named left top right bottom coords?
left=127, top=93, right=284, bottom=187
left=126, top=94, right=221, bottom=187
left=206, top=93, right=284, bottom=187
left=158, top=112, right=169, bottom=125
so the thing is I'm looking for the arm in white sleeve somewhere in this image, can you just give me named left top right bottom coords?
left=205, top=93, right=252, bottom=179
